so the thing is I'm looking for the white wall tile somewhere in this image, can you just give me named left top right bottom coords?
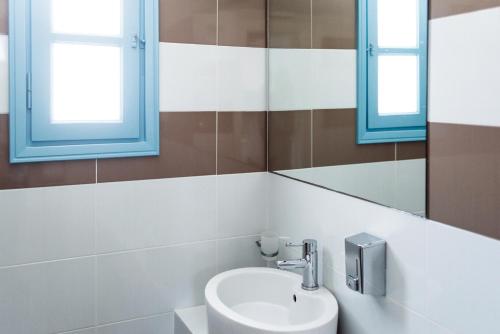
left=95, top=177, right=217, bottom=253
left=324, top=267, right=441, bottom=334
left=270, top=171, right=500, bottom=333
left=0, top=258, right=95, bottom=334
left=428, top=7, right=500, bottom=127
left=269, top=48, right=313, bottom=111
left=425, top=222, right=500, bottom=334
left=217, top=46, right=267, bottom=111
left=217, top=172, right=268, bottom=238
left=216, top=236, right=265, bottom=273
left=96, top=314, right=173, bottom=334
left=96, top=241, right=216, bottom=324
left=269, top=48, right=356, bottom=111
left=159, top=43, right=217, bottom=112
left=160, top=43, right=267, bottom=112
left=0, top=35, right=8, bottom=114
left=269, top=174, right=427, bottom=314
left=311, top=49, right=357, bottom=110
left=0, top=185, right=95, bottom=267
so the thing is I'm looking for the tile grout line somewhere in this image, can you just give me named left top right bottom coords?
left=0, top=234, right=262, bottom=270
left=329, top=265, right=458, bottom=334
left=215, top=0, right=219, bottom=176
left=215, top=0, right=220, bottom=272
left=55, top=311, right=174, bottom=334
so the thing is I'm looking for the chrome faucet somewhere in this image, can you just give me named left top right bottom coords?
left=276, top=239, right=319, bottom=291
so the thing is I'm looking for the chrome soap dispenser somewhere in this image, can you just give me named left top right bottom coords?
left=345, top=233, right=386, bottom=296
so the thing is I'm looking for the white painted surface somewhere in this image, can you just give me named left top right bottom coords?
left=205, top=268, right=338, bottom=333
left=217, top=46, right=267, bottom=111
left=278, top=159, right=426, bottom=215
left=428, top=7, right=500, bottom=127
left=269, top=48, right=356, bottom=111
left=0, top=35, right=8, bottom=114
left=269, top=173, right=500, bottom=334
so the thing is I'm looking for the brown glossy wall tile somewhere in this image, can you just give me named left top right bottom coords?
left=218, top=0, right=267, bottom=47
left=160, top=0, right=217, bottom=44
left=0, top=115, right=96, bottom=190
left=268, top=0, right=311, bottom=48
left=312, top=0, right=355, bottom=49
left=218, top=112, right=267, bottom=174
left=430, top=0, right=500, bottom=19
left=97, top=112, right=216, bottom=182
left=312, top=109, right=395, bottom=167
left=428, top=122, right=500, bottom=240
left=269, top=110, right=311, bottom=170
left=0, top=0, right=7, bottom=34
left=396, top=141, right=427, bottom=160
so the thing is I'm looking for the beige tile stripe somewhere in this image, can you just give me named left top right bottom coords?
left=430, top=0, right=500, bottom=19
left=0, top=0, right=6, bottom=35
left=428, top=121, right=500, bottom=240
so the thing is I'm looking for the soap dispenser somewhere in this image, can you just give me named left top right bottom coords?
left=345, top=233, right=386, bottom=296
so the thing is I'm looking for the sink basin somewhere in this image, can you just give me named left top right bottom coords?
left=205, top=268, right=338, bottom=334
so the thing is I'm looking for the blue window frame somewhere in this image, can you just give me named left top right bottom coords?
left=357, top=0, right=427, bottom=144
left=9, top=0, right=159, bottom=163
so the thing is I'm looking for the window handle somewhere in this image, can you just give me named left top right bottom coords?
left=132, top=34, right=146, bottom=49
left=368, top=43, right=374, bottom=57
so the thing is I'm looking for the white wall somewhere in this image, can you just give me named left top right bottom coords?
left=0, top=172, right=268, bottom=334
left=269, top=173, right=500, bottom=334
left=428, top=7, right=500, bottom=127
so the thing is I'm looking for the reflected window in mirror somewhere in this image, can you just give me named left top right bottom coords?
left=357, top=0, right=428, bottom=144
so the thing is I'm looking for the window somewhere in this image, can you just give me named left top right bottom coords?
left=9, top=0, right=159, bottom=162
left=357, top=0, right=427, bottom=144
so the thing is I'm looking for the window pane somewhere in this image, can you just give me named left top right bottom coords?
left=378, top=55, right=418, bottom=116
left=378, top=0, right=418, bottom=48
left=51, top=43, right=122, bottom=123
left=52, top=0, right=122, bottom=36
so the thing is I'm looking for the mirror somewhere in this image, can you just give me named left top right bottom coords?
left=268, top=0, right=427, bottom=217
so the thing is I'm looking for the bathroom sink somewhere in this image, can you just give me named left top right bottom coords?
left=205, top=268, right=338, bottom=334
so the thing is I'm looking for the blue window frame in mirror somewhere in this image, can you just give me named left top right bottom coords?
left=9, top=0, right=159, bottom=163
left=357, top=0, right=428, bottom=144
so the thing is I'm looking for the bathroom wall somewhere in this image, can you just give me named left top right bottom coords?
left=428, top=0, right=500, bottom=240
left=269, top=173, right=500, bottom=334
left=0, top=1, right=267, bottom=333
left=267, top=0, right=426, bottom=171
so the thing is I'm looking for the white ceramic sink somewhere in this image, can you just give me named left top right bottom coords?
left=205, top=268, right=338, bottom=334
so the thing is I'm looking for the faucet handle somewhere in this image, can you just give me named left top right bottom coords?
left=286, top=239, right=317, bottom=256
left=285, top=241, right=304, bottom=248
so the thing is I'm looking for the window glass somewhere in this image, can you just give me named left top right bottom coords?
left=51, top=0, right=122, bottom=36
left=51, top=43, right=123, bottom=123
left=377, top=0, right=418, bottom=48
left=378, top=55, right=419, bottom=116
